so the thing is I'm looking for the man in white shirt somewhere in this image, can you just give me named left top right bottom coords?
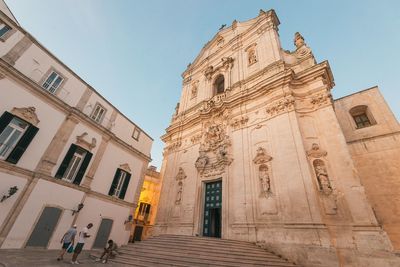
left=71, top=223, right=93, bottom=265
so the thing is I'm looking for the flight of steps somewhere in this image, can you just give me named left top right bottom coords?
left=109, top=234, right=300, bottom=267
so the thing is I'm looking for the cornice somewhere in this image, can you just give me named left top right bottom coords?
left=0, top=59, right=151, bottom=163
left=0, top=160, right=135, bottom=208
left=163, top=61, right=333, bottom=141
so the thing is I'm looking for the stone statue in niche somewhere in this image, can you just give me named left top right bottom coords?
left=248, top=49, right=257, bottom=65
left=313, top=159, right=332, bottom=195
left=259, top=165, right=271, bottom=197
left=175, top=181, right=183, bottom=205
left=191, top=84, right=198, bottom=99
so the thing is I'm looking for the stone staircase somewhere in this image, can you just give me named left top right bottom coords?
left=108, top=234, right=300, bottom=267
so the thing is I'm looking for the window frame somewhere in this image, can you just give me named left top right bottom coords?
left=41, top=70, right=64, bottom=94
left=349, top=105, right=376, bottom=129
left=0, top=20, right=15, bottom=42
left=213, top=74, right=225, bottom=95
left=113, top=171, right=127, bottom=198
left=61, top=147, right=87, bottom=183
left=0, top=117, right=29, bottom=160
left=90, top=103, right=107, bottom=124
left=132, top=127, right=141, bottom=141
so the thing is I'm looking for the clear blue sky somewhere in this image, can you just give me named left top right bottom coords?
left=6, top=0, right=400, bottom=169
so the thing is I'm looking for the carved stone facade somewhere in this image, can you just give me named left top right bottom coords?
left=156, top=10, right=400, bottom=267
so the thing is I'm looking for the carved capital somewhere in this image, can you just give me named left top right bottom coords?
left=265, top=96, right=295, bottom=118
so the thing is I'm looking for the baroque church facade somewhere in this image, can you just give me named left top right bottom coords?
left=155, top=10, right=400, bottom=266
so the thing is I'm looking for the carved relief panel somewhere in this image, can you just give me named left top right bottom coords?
left=194, top=113, right=233, bottom=177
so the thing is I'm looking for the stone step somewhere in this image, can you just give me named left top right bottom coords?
left=113, top=253, right=297, bottom=267
left=112, top=235, right=299, bottom=267
left=123, top=240, right=274, bottom=256
left=120, top=244, right=280, bottom=260
left=119, top=246, right=290, bottom=265
left=119, top=245, right=282, bottom=262
left=154, top=234, right=254, bottom=245
left=146, top=235, right=261, bottom=249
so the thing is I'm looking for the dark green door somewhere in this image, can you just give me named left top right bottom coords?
left=203, top=180, right=222, bottom=238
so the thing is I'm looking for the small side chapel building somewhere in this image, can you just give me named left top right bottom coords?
left=155, top=10, right=400, bottom=266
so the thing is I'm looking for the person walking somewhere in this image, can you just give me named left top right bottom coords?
left=71, top=223, right=93, bottom=265
left=57, top=224, right=77, bottom=261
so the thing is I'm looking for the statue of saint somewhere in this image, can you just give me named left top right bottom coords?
left=314, top=161, right=332, bottom=194
left=259, top=165, right=270, bottom=196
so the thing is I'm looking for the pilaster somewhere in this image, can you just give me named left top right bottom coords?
left=35, top=114, right=80, bottom=175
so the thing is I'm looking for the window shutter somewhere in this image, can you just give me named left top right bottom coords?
left=108, top=169, right=121, bottom=196
left=119, top=172, right=131, bottom=200
left=0, top=112, right=13, bottom=134
left=6, top=125, right=39, bottom=164
left=55, top=144, right=77, bottom=179
left=73, top=150, right=92, bottom=185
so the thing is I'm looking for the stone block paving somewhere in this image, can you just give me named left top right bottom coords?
left=0, top=249, right=127, bottom=267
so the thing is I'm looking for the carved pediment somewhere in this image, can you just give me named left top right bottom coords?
left=119, top=163, right=131, bottom=173
left=253, top=147, right=273, bottom=164
left=307, top=143, right=327, bottom=158
left=76, top=132, right=97, bottom=151
left=11, top=107, right=40, bottom=126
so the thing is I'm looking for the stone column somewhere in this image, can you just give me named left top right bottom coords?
left=35, top=114, right=80, bottom=175
left=81, top=135, right=110, bottom=188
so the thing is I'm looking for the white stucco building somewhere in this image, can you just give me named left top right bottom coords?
left=0, top=1, right=152, bottom=249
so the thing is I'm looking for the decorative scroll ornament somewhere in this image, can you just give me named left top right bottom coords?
left=253, top=147, right=273, bottom=164
left=230, top=116, right=249, bottom=130
left=310, top=92, right=333, bottom=107
left=204, top=66, right=214, bottom=80
left=11, top=107, right=40, bottom=126
left=307, top=143, right=327, bottom=158
left=265, top=96, right=295, bottom=117
left=76, top=132, right=96, bottom=151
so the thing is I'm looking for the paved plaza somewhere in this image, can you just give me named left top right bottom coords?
left=0, top=249, right=124, bottom=267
